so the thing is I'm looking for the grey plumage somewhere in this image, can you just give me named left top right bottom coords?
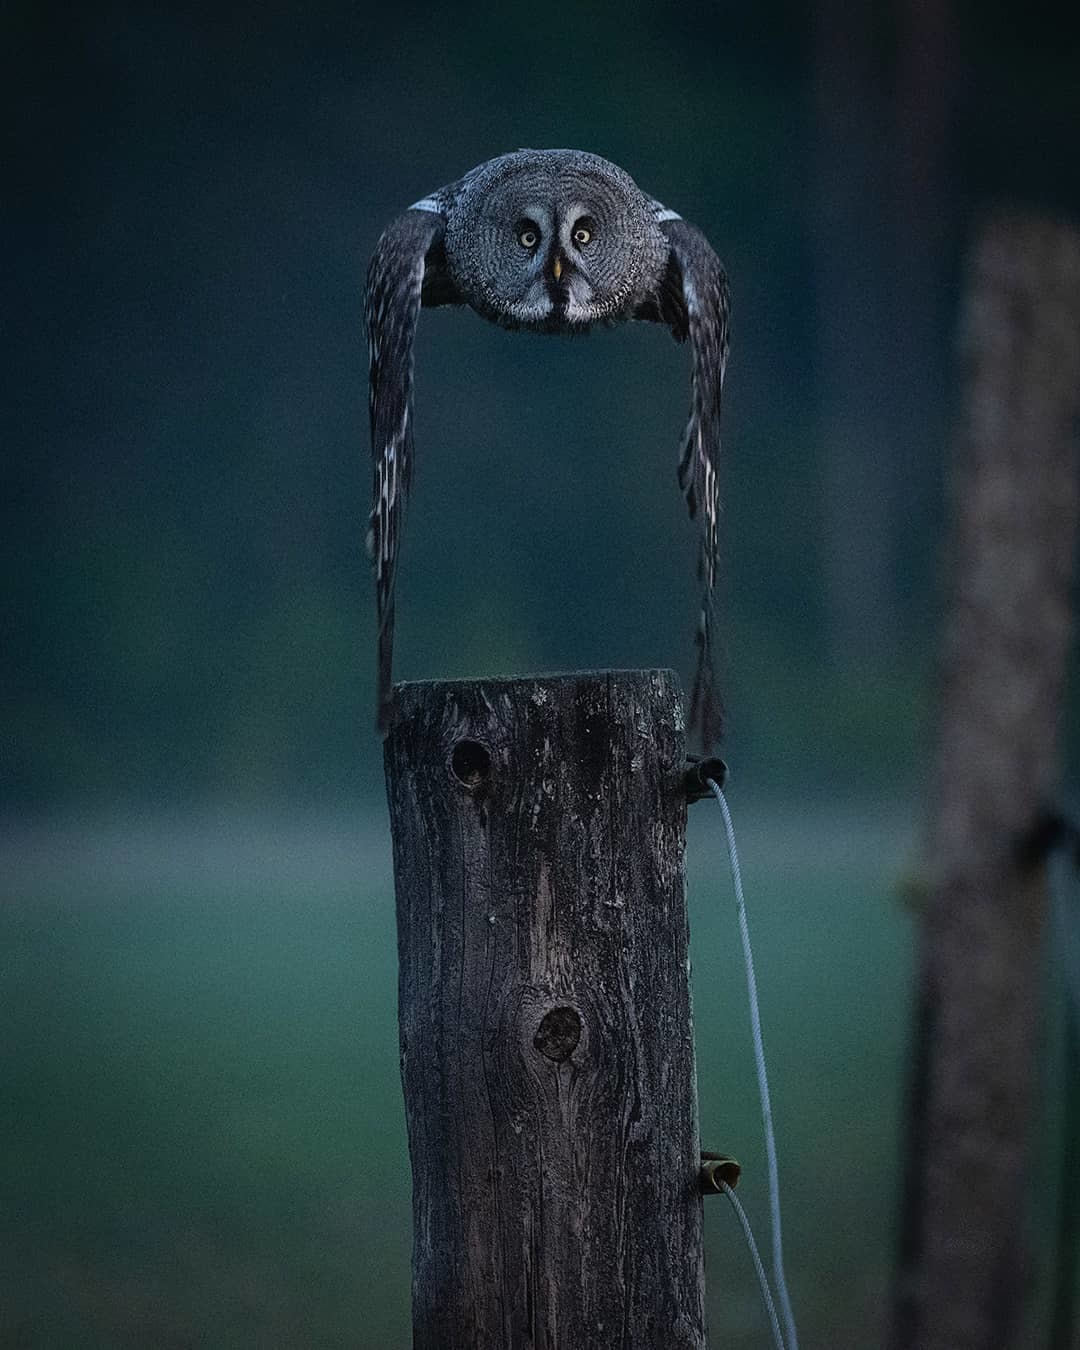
left=365, top=148, right=730, bottom=750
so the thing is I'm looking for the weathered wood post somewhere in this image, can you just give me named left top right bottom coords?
left=383, top=670, right=708, bottom=1349
left=890, top=213, right=1080, bottom=1350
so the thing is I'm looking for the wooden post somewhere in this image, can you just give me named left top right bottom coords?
left=383, top=670, right=707, bottom=1349
left=890, top=213, right=1080, bottom=1350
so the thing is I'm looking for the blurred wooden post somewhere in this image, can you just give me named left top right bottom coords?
left=383, top=671, right=708, bottom=1349
left=891, top=214, right=1080, bottom=1350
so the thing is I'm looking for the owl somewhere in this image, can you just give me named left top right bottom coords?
left=366, top=148, right=730, bottom=751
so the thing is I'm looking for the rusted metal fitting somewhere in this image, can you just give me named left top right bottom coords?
left=699, top=1151, right=741, bottom=1194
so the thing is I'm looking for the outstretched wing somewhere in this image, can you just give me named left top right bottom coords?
left=642, top=210, right=731, bottom=752
left=365, top=206, right=453, bottom=734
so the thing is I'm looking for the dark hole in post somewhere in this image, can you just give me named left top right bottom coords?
left=699, top=1152, right=742, bottom=1193
left=450, top=739, right=492, bottom=789
left=683, top=755, right=729, bottom=802
left=534, top=1006, right=582, bottom=1062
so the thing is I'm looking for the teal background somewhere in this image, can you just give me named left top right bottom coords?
left=6, top=0, right=1078, bottom=1344
left=4, top=805, right=920, bottom=1347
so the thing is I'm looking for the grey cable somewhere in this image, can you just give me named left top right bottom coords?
left=720, top=1180, right=786, bottom=1350
left=708, top=779, right=800, bottom=1350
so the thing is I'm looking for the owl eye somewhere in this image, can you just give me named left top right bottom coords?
left=516, top=221, right=540, bottom=250
left=572, top=220, right=594, bottom=247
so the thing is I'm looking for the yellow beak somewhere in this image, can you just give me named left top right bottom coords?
left=552, top=255, right=563, bottom=282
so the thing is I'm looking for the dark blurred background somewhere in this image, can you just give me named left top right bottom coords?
left=4, top=1, right=1079, bottom=1345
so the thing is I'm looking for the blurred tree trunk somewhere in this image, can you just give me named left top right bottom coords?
left=1050, top=1008, right=1080, bottom=1349
left=811, top=0, right=954, bottom=661
left=890, top=213, right=1080, bottom=1350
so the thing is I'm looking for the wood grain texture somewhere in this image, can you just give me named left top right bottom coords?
left=383, top=671, right=707, bottom=1349
left=890, top=214, right=1080, bottom=1350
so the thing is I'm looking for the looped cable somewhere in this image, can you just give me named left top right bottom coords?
left=720, top=1180, right=786, bottom=1350
left=708, top=779, right=800, bottom=1350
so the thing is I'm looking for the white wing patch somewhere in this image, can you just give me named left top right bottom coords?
left=651, top=198, right=682, bottom=224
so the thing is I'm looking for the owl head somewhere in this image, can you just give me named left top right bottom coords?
left=441, top=149, right=670, bottom=330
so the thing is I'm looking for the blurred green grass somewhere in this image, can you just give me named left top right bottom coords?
left=2, top=801, right=916, bottom=1347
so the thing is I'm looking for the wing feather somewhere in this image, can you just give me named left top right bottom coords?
left=365, top=207, right=449, bottom=733
left=655, top=216, right=731, bottom=752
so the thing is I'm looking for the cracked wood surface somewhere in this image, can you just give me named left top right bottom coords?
left=384, top=671, right=707, bottom=1349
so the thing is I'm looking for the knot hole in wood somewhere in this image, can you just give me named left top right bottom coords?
left=449, top=738, right=492, bottom=790
left=533, top=1005, right=582, bottom=1062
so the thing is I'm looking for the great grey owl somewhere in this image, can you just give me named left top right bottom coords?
left=366, top=148, right=730, bottom=751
